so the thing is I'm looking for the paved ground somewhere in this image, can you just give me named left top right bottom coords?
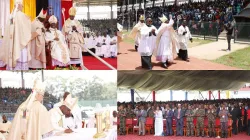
left=118, top=42, right=241, bottom=70
left=189, top=40, right=249, bottom=60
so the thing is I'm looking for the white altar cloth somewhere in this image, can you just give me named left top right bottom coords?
left=43, top=127, right=117, bottom=140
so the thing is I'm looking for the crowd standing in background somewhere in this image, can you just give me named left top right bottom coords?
left=118, top=98, right=250, bottom=137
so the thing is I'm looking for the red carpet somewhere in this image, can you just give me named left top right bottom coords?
left=118, top=133, right=250, bottom=140
left=83, top=56, right=117, bottom=70
left=0, top=56, right=117, bottom=70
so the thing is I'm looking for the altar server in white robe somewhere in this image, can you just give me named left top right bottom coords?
left=0, top=0, right=31, bottom=70
left=62, top=7, right=84, bottom=67
left=177, top=20, right=193, bottom=62
left=49, top=105, right=73, bottom=133
left=154, top=106, right=163, bottom=136
left=110, top=31, right=118, bottom=58
left=138, top=17, right=157, bottom=70
left=83, top=33, right=94, bottom=56
left=95, top=32, right=103, bottom=56
left=155, top=14, right=180, bottom=69
left=8, top=76, right=54, bottom=140
left=45, top=15, right=70, bottom=67
left=101, top=32, right=111, bottom=58
left=54, top=92, right=82, bottom=130
left=28, top=9, right=47, bottom=69
left=129, top=15, right=146, bottom=51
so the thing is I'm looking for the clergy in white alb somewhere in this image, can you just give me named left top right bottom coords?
left=62, top=7, right=84, bottom=67
left=138, top=17, right=157, bottom=70
left=28, top=9, right=47, bottom=69
left=84, top=33, right=96, bottom=56
left=155, top=14, right=180, bottom=68
left=7, top=77, right=54, bottom=140
left=95, top=32, right=103, bottom=57
left=53, top=92, right=82, bottom=130
left=101, top=32, right=111, bottom=58
left=110, top=31, right=118, bottom=58
left=45, top=15, right=70, bottom=67
left=177, top=20, right=192, bottom=62
left=129, top=15, right=146, bottom=51
left=0, top=0, right=31, bottom=70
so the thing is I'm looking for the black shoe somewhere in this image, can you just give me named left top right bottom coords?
left=221, top=132, right=224, bottom=138
left=161, top=63, right=168, bottom=68
left=225, top=133, right=228, bottom=138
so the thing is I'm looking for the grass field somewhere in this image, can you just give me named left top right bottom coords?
left=212, top=47, right=250, bottom=70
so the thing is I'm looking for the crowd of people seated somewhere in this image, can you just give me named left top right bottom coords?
left=79, top=19, right=116, bottom=35
left=118, top=0, right=250, bottom=33
left=117, top=98, right=250, bottom=137
left=0, top=88, right=59, bottom=113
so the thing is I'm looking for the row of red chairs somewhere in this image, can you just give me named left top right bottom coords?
left=118, top=117, right=237, bottom=137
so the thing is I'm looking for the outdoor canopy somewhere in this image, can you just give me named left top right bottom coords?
left=118, top=71, right=250, bottom=91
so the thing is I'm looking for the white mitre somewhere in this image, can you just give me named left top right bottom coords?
left=117, top=23, right=123, bottom=32
left=159, top=14, right=168, bottom=23
left=63, top=94, right=78, bottom=110
left=49, top=15, right=58, bottom=24
left=15, top=0, right=23, bottom=5
left=38, top=9, right=47, bottom=19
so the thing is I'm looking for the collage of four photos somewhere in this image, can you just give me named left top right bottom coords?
left=0, top=0, right=250, bottom=140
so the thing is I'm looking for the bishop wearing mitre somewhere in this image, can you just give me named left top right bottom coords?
left=28, top=9, right=47, bottom=69
left=45, top=15, right=70, bottom=68
left=62, top=7, right=84, bottom=67
left=129, top=15, right=146, bottom=51
left=53, top=92, right=82, bottom=130
left=0, top=0, right=31, bottom=70
left=7, top=76, right=54, bottom=140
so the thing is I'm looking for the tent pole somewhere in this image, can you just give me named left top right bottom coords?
left=130, top=89, right=134, bottom=103
left=185, top=91, right=188, bottom=100
left=170, top=90, right=173, bottom=101
left=152, top=91, right=155, bottom=102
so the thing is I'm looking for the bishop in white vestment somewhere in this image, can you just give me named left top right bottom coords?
left=155, top=14, right=180, bottom=68
left=53, top=92, right=82, bottom=130
left=8, top=77, right=54, bottom=140
left=0, top=0, right=31, bottom=70
left=138, top=18, right=157, bottom=70
left=28, top=9, right=47, bottom=69
left=129, top=15, right=146, bottom=51
left=49, top=105, right=73, bottom=134
left=45, top=15, right=70, bottom=67
left=62, top=7, right=84, bottom=67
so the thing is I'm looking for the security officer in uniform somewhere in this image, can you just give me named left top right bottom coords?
left=207, top=104, right=217, bottom=137
left=185, top=105, right=194, bottom=136
left=195, top=104, right=205, bottom=137
left=118, top=105, right=127, bottom=135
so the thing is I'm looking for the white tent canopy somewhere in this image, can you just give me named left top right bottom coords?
left=118, top=71, right=250, bottom=91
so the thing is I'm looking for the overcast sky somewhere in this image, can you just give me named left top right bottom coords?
left=0, top=70, right=117, bottom=88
